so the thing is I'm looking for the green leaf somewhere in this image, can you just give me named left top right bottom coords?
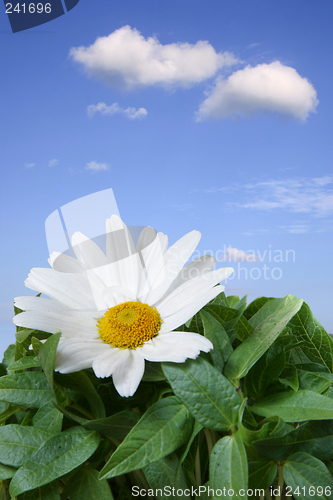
left=68, top=468, right=113, bottom=500
left=17, top=481, right=60, bottom=500
left=15, top=341, right=26, bottom=362
left=200, top=310, right=233, bottom=371
left=248, top=460, right=277, bottom=491
left=251, top=390, right=333, bottom=421
left=175, top=419, right=202, bottom=488
left=204, top=304, right=239, bottom=329
left=253, top=419, right=333, bottom=461
left=245, top=351, right=286, bottom=399
left=243, top=297, right=274, bottom=321
left=163, top=358, right=240, bottom=431
left=2, top=344, right=15, bottom=369
left=188, top=312, right=204, bottom=335
left=224, top=295, right=303, bottom=381
left=54, top=401, right=140, bottom=441
left=210, top=291, right=230, bottom=307
left=210, top=434, right=248, bottom=499
left=234, top=295, right=248, bottom=313
left=84, top=410, right=140, bottom=440
left=299, top=371, right=331, bottom=393
left=283, top=452, right=333, bottom=500
left=7, top=357, right=40, bottom=371
left=0, top=372, right=53, bottom=408
left=234, top=316, right=253, bottom=342
left=0, top=405, right=21, bottom=425
left=142, top=361, right=166, bottom=382
left=238, top=416, right=285, bottom=447
left=0, top=462, right=17, bottom=480
left=278, top=364, right=299, bottom=391
left=55, top=371, right=105, bottom=419
left=32, top=402, right=63, bottom=435
left=99, top=396, right=193, bottom=479
left=248, top=460, right=277, bottom=490
left=31, top=337, right=43, bottom=356
left=0, top=424, right=52, bottom=467
left=37, top=333, right=61, bottom=391
left=248, top=296, right=296, bottom=329
left=227, top=296, right=240, bottom=308
left=9, top=426, right=100, bottom=496
left=289, top=302, right=333, bottom=373
left=144, top=454, right=188, bottom=499
left=15, top=329, right=51, bottom=346
left=15, top=329, right=37, bottom=344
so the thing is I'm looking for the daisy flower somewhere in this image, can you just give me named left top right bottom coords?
left=13, top=215, right=233, bottom=397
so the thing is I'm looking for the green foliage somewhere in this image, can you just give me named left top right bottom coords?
left=1, top=293, right=333, bottom=499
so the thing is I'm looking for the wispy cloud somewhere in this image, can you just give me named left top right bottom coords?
left=70, top=25, right=238, bottom=90
left=85, top=161, right=109, bottom=172
left=247, top=43, right=261, bottom=49
left=87, top=102, right=147, bottom=120
left=243, top=229, right=270, bottom=236
left=171, top=203, right=195, bottom=212
left=196, top=61, right=318, bottom=122
left=194, top=175, right=333, bottom=219
left=25, top=162, right=35, bottom=168
left=234, top=176, right=333, bottom=216
left=279, top=223, right=310, bottom=234
left=48, top=159, right=59, bottom=168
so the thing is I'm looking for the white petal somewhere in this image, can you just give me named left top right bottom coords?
left=138, top=232, right=168, bottom=301
left=71, top=231, right=108, bottom=269
left=160, top=254, right=216, bottom=299
left=13, top=310, right=99, bottom=339
left=159, top=285, right=225, bottom=333
left=157, top=268, right=234, bottom=318
left=25, top=268, right=96, bottom=310
left=14, top=296, right=70, bottom=315
left=92, top=348, right=130, bottom=378
left=147, top=230, right=201, bottom=305
left=106, top=253, right=141, bottom=299
left=138, top=332, right=212, bottom=362
left=136, top=226, right=157, bottom=253
left=112, top=351, right=145, bottom=397
left=48, top=252, right=85, bottom=273
left=55, top=338, right=109, bottom=373
left=105, top=215, right=135, bottom=262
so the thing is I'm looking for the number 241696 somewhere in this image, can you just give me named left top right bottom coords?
left=5, top=3, right=52, bottom=13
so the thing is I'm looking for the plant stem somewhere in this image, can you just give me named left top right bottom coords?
left=265, top=488, right=273, bottom=500
left=204, top=429, right=214, bottom=456
left=70, top=402, right=94, bottom=420
left=194, top=441, right=201, bottom=486
left=275, top=465, right=284, bottom=500
left=236, top=386, right=245, bottom=402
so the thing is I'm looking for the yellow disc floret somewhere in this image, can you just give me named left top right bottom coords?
left=97, top=301, right=162, bottom=349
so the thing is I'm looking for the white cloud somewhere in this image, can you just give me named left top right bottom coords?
left=196, top=61, right=318, bottom=121
left=85, top=161, right=109, bottom=172
left=70, top=25, right=238, bottom=90
left=219, top=247, right=261, bottom=262
left=48, top=159, right=59, bottom=168
left=25, top=163, right=35, bottom=168
left=87, top=102, right=147, bottom=120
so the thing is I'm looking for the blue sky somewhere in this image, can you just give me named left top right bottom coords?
left=1, top=0, right=333, bottom=357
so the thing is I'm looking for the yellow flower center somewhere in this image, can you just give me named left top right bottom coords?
left=97, top=301, right=162, bottom=349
